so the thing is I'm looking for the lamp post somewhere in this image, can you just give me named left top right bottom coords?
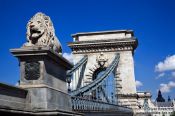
left=66, top=74, right=71, bottom=93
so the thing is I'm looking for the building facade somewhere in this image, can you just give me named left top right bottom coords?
left=136, top=91, right=175, bottom=116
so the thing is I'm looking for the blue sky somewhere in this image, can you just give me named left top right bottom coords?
left=0, top=0, right=175, bottom=100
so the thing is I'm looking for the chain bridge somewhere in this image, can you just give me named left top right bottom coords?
left=66, top=30, right=138, bottom=115
left=0, top=29, right=138, bottom=116
left=1, top=12, right=174, bottom=116
left=0, top=13, right=139, bottom=116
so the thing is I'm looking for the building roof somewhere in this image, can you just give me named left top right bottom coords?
left=153, top=102, right=174, bottom=107
left=71, top=30, right=134, bottom=37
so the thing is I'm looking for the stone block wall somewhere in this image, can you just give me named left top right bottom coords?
left=0, top=83, right=28, bottom=110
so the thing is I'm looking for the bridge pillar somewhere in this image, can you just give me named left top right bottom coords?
left=11, top=47, right=73, bottom=111
left=116, top=50, right=138, bottom=110
left=68, top=30, right=138, bottom=111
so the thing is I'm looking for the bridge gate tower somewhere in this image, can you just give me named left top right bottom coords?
left=68, top=30, right=138, bottom=110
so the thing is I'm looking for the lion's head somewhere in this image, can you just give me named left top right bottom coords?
left=24, top=12, right=62, bottom=54
left=27, top=15, right=45, bottom=42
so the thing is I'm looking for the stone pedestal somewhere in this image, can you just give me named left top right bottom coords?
left=10, top=47, right=73, bottom=111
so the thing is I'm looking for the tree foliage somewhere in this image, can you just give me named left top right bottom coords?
left=171, top=111, right=175, bottom=116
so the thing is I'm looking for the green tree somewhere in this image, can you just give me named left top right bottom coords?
left=171, top=111, right=175, bottom=116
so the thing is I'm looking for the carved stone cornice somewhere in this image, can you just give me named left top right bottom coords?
left=137, top=92, right=152, bottom=98
left=68, top=38, right=138, bottom=54
left=117, top=93, right=138, bottom=98
left=72, top=30, right=134, bottom=37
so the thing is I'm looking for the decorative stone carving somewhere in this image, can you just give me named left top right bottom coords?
left=25, top=61, right=40, bottom=80
left=96, top=52, right=108, bottom=67
left=23, top=12, right=62, bottom=54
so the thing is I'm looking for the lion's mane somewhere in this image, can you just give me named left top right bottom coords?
left=24, top=12, right=62, bottom=54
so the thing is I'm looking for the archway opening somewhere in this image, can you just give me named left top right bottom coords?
left=91, top=67, right=116, bottom=103
left=92, top=67, right=106, bottom=80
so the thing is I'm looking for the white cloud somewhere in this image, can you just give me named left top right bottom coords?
left=169, top=81, right=175, bottom=87
left=158, top=73, right=165, bottom=77
left=156, top=73, right=165, bottom=79
left=160, top=84, right=170, bottom=93
left=160, top=81, right=175, bottom=93
left=15, top=82, right=19, bottom=86
left=63, top=52, right=73, bottom=63
left=155, top=55, right=175, bottom=72
left=136, top=80, right=143, bottom=88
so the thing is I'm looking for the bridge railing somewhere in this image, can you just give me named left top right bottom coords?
left=71, top=96, right=132, bottom=112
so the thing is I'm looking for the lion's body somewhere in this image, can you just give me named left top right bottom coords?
left=23, top=12, right=62, bottom=54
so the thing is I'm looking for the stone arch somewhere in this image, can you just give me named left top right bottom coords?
left=92, top=67, right=106, bottom=80
left=84, top=64, right=100, bottom=84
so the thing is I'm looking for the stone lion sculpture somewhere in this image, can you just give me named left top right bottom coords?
left=23, top=12, right=62, bottom=54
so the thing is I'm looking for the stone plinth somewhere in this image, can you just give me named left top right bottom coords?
left=10, top=47, right=73, bottom=111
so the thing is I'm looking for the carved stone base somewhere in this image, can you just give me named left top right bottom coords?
left=117, top=94, right=138, bottom=113
left=10, top=47, right=73, bottom=111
